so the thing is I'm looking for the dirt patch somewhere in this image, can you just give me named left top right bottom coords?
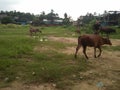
left=72, top=82, right=99, bottom=90
left=34, top=46, right=54, bottom=52
left=49, top=36, right=77, bottom=44
left=71, top=49, right=120, bottom=90
left=1, top=82, right=57, bottom=90
left=61, top=47, right=76, bottom=55
left=111, top=39, right=120, bottom=46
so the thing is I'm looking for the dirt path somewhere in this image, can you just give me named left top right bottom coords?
left=1, top=82, right=57, bottom=90
left=1, top=37, right=120, bottom=90
left=72, top=50, right=120, bottom=90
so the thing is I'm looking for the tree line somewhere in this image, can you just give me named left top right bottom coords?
left=0, top=10, right=35, bottom=24
left=0, top=10, right=119, bottom=26
left=0, top=10, right=72, bottom=26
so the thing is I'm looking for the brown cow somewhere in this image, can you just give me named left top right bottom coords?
left=74, top=34, right=112, bottom=59
left=99, top=27, right=116, bottom=38
left=29, top=27, right=42, bottom=36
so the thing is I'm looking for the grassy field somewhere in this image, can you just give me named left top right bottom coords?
left=0, top=24, right=120, bottom=90
left=0, top=24, right=87, bottom=89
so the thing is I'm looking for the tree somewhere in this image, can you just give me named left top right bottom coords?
left=81, top=13, right=94, bottom=24
left=63, top=13, right=71, bottom=25
left=64, top=13, right=68, bottom=19
left=0, top=10, right=35, bottom=24
left=46, top=9, right=59, bottom=24
left=39, top=11, right=46, bottom=24
left=1, top=16, right=14, bottom=24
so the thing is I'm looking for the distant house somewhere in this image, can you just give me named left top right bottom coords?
left=73, top=16, right=84, bottom=26
left=53, top=19, right=63, bottom=25
left=0, top=14, right=7, bottom=19
left=100, top=11, right=120, bottom=26
left=43, top=19, right=63, bottom=25
left=72, top=21, right=77, bottom=26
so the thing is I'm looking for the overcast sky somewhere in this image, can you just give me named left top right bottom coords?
left=0, top=0, right=120, bottom=20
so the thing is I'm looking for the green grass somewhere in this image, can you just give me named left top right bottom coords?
left=0, top=36, right=35, bottom=58
left=0, top=24, right=88, bottom=89
left=41, top=25, right=78, bottom=37
left=0, top=24, right=120, bottom=89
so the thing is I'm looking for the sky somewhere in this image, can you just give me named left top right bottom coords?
left=0, top=0, right=120, bottom=20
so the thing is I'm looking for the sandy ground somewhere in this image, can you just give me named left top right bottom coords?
left=1, top=37, right=120, bottom=90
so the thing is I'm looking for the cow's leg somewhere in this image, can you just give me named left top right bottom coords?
left=74, top=45, right=81, bottom=58
left=94, top=47, right=97, bottom=58
left=97, top=47, right=102, bottom=57
left=83, top=46, right=88, bottom=59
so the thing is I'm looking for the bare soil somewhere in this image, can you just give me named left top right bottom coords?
left=1, top=37, right=120, bottom=90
